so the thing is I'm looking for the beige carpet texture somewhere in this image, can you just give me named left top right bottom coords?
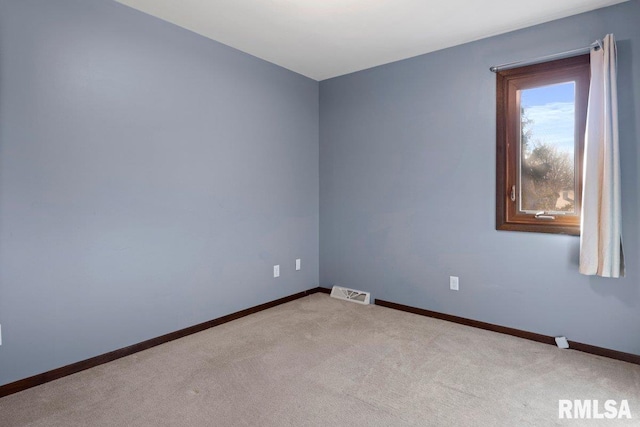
left=1, top=293, right=639, bottom=426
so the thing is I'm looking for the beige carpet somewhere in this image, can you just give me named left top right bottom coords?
left=1, top=293, right=639, bottom=426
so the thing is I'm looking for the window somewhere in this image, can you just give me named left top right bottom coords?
left=496, top=55, right=590, bottom=235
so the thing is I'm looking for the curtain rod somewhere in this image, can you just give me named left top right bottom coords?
left=489, top=40, right=602, bottom=73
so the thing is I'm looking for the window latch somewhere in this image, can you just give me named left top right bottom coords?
left=510, top=185, right=516, bottom=202
left=535, top=211, right=556, bottom=220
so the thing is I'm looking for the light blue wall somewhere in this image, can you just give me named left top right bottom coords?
left=0, top=0, right=319, bottom=386
left=320, top=1, right=640, bottom=354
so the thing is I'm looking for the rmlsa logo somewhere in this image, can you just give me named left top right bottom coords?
left=559, top=400, right=632, bottom=419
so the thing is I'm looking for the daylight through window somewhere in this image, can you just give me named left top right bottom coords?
left=496, top=55, right=590, bottom=235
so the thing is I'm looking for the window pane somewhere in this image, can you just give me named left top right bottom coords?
left=519, top=82, right=576, bottom=214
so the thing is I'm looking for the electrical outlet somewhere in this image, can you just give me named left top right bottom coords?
left=0, top=324, right=2, bottom=346
left=273, top=265, right=280, bottom=278
left=450, top=276, right=459, bottom=291
left=295, top=259, right=301, bottom=271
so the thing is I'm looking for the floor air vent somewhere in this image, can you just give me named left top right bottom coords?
left=330, top=286, right=371, bottom=305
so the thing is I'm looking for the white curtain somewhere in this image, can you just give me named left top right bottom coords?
left=579, top=34, right=624, bottom=278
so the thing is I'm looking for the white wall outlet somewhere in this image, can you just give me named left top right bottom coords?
left=273, top=265, right=280, bottom=278
left=450, top=276, right=459, bottom=291
left=295, top=258, right=301, bottom=271
left=0, top=324, right=2, bottom=346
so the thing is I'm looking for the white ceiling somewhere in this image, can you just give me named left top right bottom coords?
left=115, top=0, right=628, bottom=81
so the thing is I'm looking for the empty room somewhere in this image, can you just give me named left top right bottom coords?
left=1, top=0, right=639, bottom=425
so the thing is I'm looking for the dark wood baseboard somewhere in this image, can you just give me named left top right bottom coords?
left=375, top=299, right=640, bottom=365
left=567, top=341, right=640, bottom=365
left=0, top=287, right=329, bottom=398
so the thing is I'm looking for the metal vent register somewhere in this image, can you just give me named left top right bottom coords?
left=330, top=286, right=371, bottom=305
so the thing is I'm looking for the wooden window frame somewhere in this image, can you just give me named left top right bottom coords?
left=496, top=54, right=590, bottom=235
